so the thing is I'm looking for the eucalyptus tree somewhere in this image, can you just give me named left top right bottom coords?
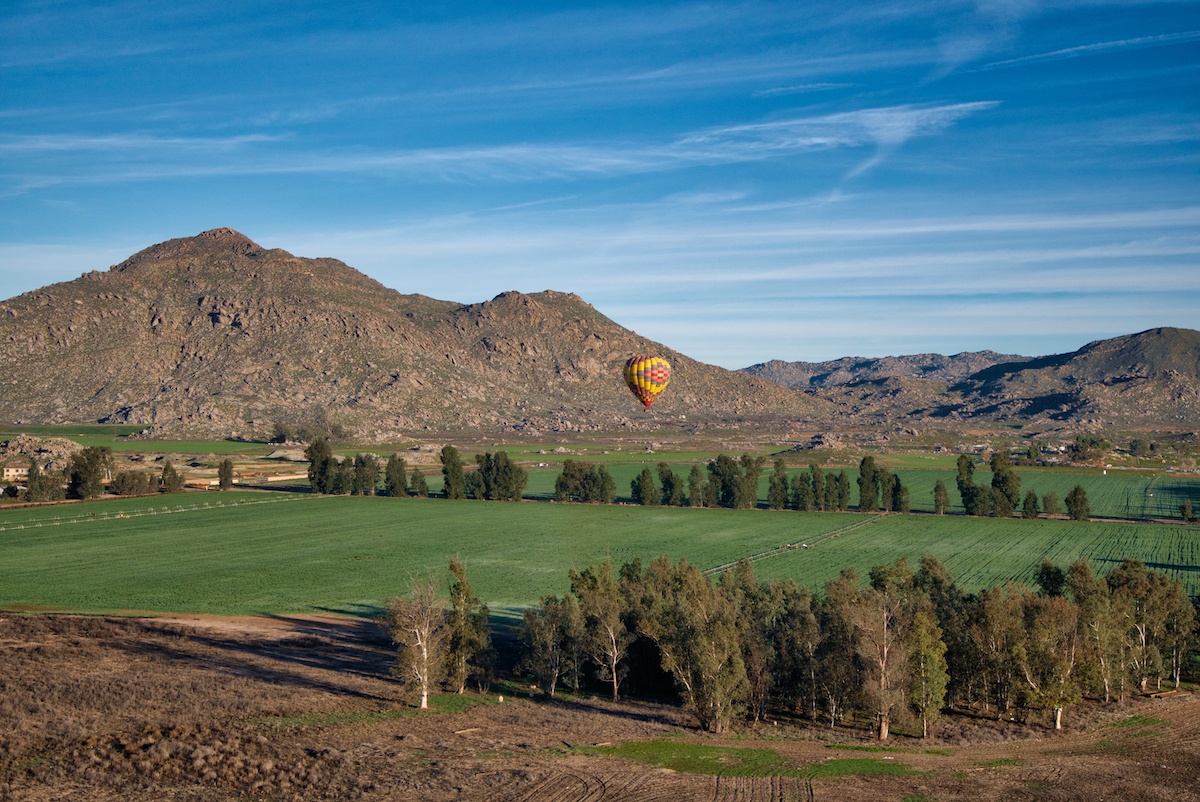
left=790, top=472, right=814, bottom=511
left=1022, top=490, right=1040, bottom=519
left=909, top=610, right=948, bottom=738
left=445, top=560, right=493, bottom=694
left=933, top=480, right=949, bottom=515
left=631, top=467, right=658, bottom=505
left=1066, top=485, right=1090, bottom=521
left=658, top=462, right=684, bottom=506
left=857, top=456, right=880, bottom=512
left=570, top=560, right=634, bottom=701
left=218, top=458, right=234, bottom=490
left=766, top=459, right=789, bottom=510
left=636, top=557, right=748, bottom=734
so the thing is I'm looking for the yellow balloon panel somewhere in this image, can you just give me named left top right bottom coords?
left=623, top=356, right=671, bottom=407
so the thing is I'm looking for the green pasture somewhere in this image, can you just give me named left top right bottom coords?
left=2, top=491, right=1198, bottom=617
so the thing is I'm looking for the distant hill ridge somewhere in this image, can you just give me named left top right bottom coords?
left=1, top=229, right=1196, bottom=438
left=739, top=351, right=1030, bottom=388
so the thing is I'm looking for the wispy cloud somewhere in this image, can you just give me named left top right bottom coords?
left=980, top=29, right=1200, bottom=70
left=752, top=83, right=856, bottom=97
left=1, top=102, right=996, bottom=190
left=0, top=133, right=283, bottom=153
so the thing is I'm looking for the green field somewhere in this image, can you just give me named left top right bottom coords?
left=2, top=491, right=1197, bottom=617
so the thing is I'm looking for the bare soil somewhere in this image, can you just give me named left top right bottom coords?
left=1, top=613, right=1197, bottom=801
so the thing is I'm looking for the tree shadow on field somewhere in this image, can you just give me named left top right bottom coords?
left=533, top=693, right=687, bottom=729
left=1094, top=557, right=1200, bottom=576
left=119, top=617, right=398, bottom=702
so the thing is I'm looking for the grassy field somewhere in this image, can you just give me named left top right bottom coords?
left=2, top=491, right=1197, bottom=617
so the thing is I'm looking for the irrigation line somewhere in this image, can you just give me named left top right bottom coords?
left=703, top=514, right=884, bottom=577
left=0, top=494, right=310, bottom=532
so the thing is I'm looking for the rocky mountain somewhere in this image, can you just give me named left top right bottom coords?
left=0, top=229, right=826, bottom=439
left=1, top=228, right=1195, bottom=441
left=750, top=328, right=1200, bottom=431
left=934, top=328, right=1200, bottom=427
left=740, top=351, right=1027, bottom=388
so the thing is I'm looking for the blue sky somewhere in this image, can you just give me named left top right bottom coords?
left=1, top=1, right=1197, bottom=368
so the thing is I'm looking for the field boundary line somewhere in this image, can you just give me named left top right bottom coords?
left=702, top=514, right=884, bottom=576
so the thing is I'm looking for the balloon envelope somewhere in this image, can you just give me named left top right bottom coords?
left=624, top=356, right=671, bottom=408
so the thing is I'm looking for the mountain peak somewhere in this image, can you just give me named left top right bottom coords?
left=196, top=227, right=259, bottom=246
left=113, top=228, right=268, bottom=273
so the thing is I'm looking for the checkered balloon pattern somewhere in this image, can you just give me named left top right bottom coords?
left=623, top=355, right=672, bottom=408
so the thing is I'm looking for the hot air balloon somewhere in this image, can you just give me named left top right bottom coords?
left=624, top=355, right=671, bottom=409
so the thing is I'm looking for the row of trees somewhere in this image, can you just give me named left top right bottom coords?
left=7, top=447, right=225, bottom=502
left=305, top=443, right=530, bottom=500
left=553, top=455, right=861, bottom=513
left=514, top=555, right=1196, bottom=738
left=304, top=441, right=384, bottom=496
left=954, top=453, right=1092, bottom=520
left=440, top=446, right=527, bottom=501
left=306, top=442, right=1189, bottom=525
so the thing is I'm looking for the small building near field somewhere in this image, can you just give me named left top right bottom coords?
left=2, top=462, right=30, bottom=484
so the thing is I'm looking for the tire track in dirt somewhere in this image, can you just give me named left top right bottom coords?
left=712, top=773, right=808, bottom=801
left=519, top=769, right=606, bottom=802
left=521, top=768, right=813, bottom=801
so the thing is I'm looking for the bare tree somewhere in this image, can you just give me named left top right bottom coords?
left=387, top=576, right=447, bottom=710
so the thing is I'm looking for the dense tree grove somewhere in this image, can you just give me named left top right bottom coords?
left=554, top=460, right=616, bottom=503
left=303, top=442, right=382, bottom=495
left=1069, top=434, right=1110, bottom=464
left=67, top=446, right=113, bottom=500
left=304, top=440, right=337, bottom=494
left=160, top=460, right=184, bottom=493
left=109, top=470, right=155, bottom=495
left=467, top=451, right=527, bottom=501
left=519, top=556, right=1196, bottom=737
left=630, top=467, right=658, bottom=506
